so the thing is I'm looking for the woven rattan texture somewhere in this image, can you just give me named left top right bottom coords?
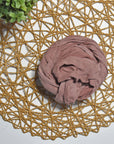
left=0, top=0, right=114, bottom=140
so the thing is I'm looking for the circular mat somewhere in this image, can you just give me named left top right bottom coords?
left=0, top=0, right=114, bottom=140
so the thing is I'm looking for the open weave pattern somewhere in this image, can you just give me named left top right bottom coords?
left=0, top=0, right=114, bottom=140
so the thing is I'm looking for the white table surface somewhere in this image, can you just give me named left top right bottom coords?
left=0, top=115, right=114, bottom=144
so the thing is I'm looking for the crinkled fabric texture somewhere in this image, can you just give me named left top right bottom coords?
left=38, top=35, right=108, bottom=105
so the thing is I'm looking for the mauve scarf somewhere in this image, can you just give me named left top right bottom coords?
left=38, top=35, right=108, bottom=105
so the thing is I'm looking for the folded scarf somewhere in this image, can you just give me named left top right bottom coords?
left=38, top=35, right=108, bottom=105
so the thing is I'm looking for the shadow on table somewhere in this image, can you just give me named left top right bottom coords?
left=0, top=20, right=15, bottom=35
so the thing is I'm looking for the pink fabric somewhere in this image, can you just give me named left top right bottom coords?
left=38, top=35, right=108, bottom=105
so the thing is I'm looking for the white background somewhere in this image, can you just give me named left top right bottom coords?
left=0, top=115, right=114, bottom=144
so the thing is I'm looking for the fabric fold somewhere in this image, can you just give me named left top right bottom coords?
left=38, top=35, right=108, bottom=105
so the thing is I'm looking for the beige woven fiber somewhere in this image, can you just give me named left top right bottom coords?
left=0, top=0, right=114, bottom=140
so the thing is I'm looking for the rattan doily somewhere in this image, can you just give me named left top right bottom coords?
left=0, top=0, right=114, bottom=140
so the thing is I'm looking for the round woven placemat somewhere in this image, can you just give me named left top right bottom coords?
left=0, top=0, right=114, bottom=140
